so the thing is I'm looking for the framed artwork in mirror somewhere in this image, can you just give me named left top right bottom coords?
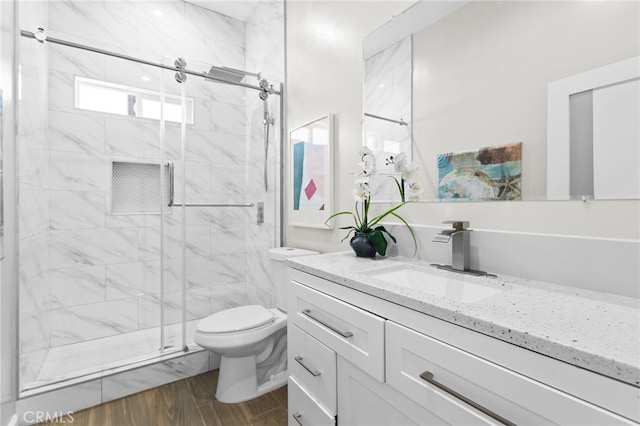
left=289, top=114, right=334, bottom=228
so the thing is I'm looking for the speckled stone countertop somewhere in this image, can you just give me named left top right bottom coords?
left=287, top=252, right=640, bottom=387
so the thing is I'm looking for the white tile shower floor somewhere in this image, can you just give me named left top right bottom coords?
left=27, top=320, right=201, bottom=391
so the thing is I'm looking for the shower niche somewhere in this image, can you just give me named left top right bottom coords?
left=111, top=161, right=172, bottom=215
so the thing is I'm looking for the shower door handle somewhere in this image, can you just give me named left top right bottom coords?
left=167, top=160, right=174, bottom=207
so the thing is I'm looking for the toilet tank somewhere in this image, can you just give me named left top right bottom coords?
left=269, top=247, right=318, bottom=312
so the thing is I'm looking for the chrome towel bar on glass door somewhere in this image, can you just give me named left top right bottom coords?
left=166, top=161, right=254, bottom=208
left=169, top=202, right=255, bottom=207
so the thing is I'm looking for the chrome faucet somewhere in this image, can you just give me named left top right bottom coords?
left=432, top=221, right=496, bottom=277
left=433, top=221, right=471, bottom=271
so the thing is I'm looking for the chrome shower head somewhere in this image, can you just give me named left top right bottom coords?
left=205, top=66, right=259, bottom=84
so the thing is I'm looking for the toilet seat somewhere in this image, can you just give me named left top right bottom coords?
left=196, top=305, right=275, bottom=334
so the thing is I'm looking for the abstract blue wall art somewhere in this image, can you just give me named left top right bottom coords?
left=437, top=142, right=522, bottom=201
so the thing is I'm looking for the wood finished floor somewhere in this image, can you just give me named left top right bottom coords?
left=40, top=369, right=288, bottom=426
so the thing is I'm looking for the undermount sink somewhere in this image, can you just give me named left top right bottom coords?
left=365, top=264, right=502, bottom=304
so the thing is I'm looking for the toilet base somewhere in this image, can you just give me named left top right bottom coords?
left=215, top=355, right=287, bottom=403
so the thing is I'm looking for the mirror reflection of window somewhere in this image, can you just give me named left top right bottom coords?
left=569, top=90, right=595, bottom=199
left=571, top=79, right=640, bottom=200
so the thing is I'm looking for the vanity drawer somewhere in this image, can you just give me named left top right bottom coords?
left=386, top=321, right=635, bottom=425
left=288, top=323, right=337, bottom=414
left=289, top=280, right=385, bottom=381
left=288, top=377, right=336, bottom=426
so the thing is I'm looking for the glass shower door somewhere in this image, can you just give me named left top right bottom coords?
left=159, top=56, right=249, bottom=353
left=161, top=56, right=277, bottom=353
left=17, top=34, right=188, bottom=391
left=157, top=56, right=190, bottom=354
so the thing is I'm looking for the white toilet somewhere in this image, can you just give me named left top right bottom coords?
left=194, top=247, right=318, bottom=403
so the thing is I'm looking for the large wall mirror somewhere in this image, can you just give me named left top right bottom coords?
left=363, top=1, right=639, bottom=202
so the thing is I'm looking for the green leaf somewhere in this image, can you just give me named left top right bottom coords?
left=367, top=201, right=409, bottom=228
left=375, top=225, right=396, bottom=243
left=388, top=176, right=405, bottom=202
left=391, top=211, right=418, bottom=257
left=325, top=211, right=356, bottom=228
left=367, top=229, right=388, bottom=256
left=354, top=202, right=362, bottom=229
left=340, top=228, right=356, bottom=243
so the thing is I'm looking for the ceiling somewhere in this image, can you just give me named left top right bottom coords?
left=185, top=0, right=260, bottom=21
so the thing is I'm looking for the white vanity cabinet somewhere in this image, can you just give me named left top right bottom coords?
left=386, top=321, right=636, bottom=425
left=287, top=268, right=639, bottom=426
left=288, top=278, right=385, bottom=380
left=287, top=275, right=386, bottom=425
left=336, top=355, right=496, bottom=425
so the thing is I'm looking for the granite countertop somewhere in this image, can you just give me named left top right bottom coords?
left=287, top=252, right=640, bottom=388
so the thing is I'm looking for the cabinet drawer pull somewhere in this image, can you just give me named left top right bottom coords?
left=301, top=308, right=354, bottom=338
left=295, top=355, right=321, bottom=377
left=419, top=371, right=516, bottom=426
left=293, top=412, right=304, bottom=426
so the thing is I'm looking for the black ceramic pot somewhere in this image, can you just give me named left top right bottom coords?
left=350, top=232, right=376, bottom=258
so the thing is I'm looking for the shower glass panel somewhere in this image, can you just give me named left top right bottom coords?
left=167, top=57, right=254, bottom=346
left=168, top=56, right=284, bottom=352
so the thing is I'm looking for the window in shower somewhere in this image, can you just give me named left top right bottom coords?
left=74, top=76, right=194, bottom=124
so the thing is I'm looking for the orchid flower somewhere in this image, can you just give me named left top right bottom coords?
left=325, top=148, right=419, bottom=257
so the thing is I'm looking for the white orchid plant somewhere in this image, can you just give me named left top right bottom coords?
left=385, top=152, right=423, bottom=202
left=325, top=147, right=419, bottom=256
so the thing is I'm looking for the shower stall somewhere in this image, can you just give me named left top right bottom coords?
left=16, top=0, right=285, bottom=397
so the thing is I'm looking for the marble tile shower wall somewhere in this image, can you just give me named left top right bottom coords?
left=18, top=0, right=286, bottom=389
left=364, top=36, right=412, bottom=125
left=18, top=1, right=51, bottom=389
left=244, top=1, right=285, bottom=307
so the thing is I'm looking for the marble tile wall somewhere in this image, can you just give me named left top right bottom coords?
left=364, top=36, right=413, bottom=202
left=364, top=36, right=412, bottom=124
left=244, top=0, right=285, bottom=307
left=18, top=0, right=50, bottom=389
left=18, top=0, right=285, bottom=391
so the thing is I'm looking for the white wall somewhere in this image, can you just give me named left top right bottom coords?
left=285, top=0, right=414, bottom=253
left=412, top=1, right=639, bottom=201
left=285, top=0, right=640, bottom=257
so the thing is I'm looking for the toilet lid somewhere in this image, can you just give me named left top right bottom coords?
left=196, top=305, right=275, bottom=334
